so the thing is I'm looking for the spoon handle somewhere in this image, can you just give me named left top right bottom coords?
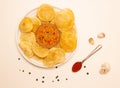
left=82, top=44, right=102, bottom=63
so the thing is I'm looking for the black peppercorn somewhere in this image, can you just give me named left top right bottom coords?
left=56, top=75, right=58, bottom=79
left=18, top=58, right=20, bottom=60
left=42, top=76, right=45, bottom=79
left=42, top=81, right=44, bottom=83
left=84, top=66, right=86, bottom=68
left=55, top=66, right=58, bottom=68
left=28, top=72, right=31, bottom=75
left=86, top=72, right=89, bottom=75
left=36, top=78, right=38, bottom=81
left=57, top=79, right=60, bottom=81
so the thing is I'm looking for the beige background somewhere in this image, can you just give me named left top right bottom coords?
left=0, top=0, right=120, bottom=88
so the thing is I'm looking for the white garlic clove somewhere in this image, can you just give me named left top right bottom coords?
left=99, top=63, right=111, bottom=75
left=97, top=32, right=105, bottom=39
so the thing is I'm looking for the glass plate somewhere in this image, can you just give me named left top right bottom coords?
left=16, top=7, right=76, bottom=68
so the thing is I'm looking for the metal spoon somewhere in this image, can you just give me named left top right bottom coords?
left=72, top=44, right=102, bottom=72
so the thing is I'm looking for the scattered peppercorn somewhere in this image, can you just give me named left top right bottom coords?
left=28, top=72, right=31, bottom=75
left=86, top=72, right=89, bottom=75
left=57, top=79, right=60, bottom=81
left=55, top=66, right=58, bottom=68
left=42, top=81, right=44, bottom=83
left=18, top=58, right=20, bottom=60
left=22, top=70, right=24, bottom=72
left=84, top=66, right=86, bottom=68
left=42, top=76, right=45, bottom=79
left=56, top=75, right=59, bottom=79
left=66, top=78, right=68, bottom=80
left=36, top=78, right=38, bottom=81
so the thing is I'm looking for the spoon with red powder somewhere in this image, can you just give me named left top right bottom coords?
left=72, top=44, right=102, bottom=72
